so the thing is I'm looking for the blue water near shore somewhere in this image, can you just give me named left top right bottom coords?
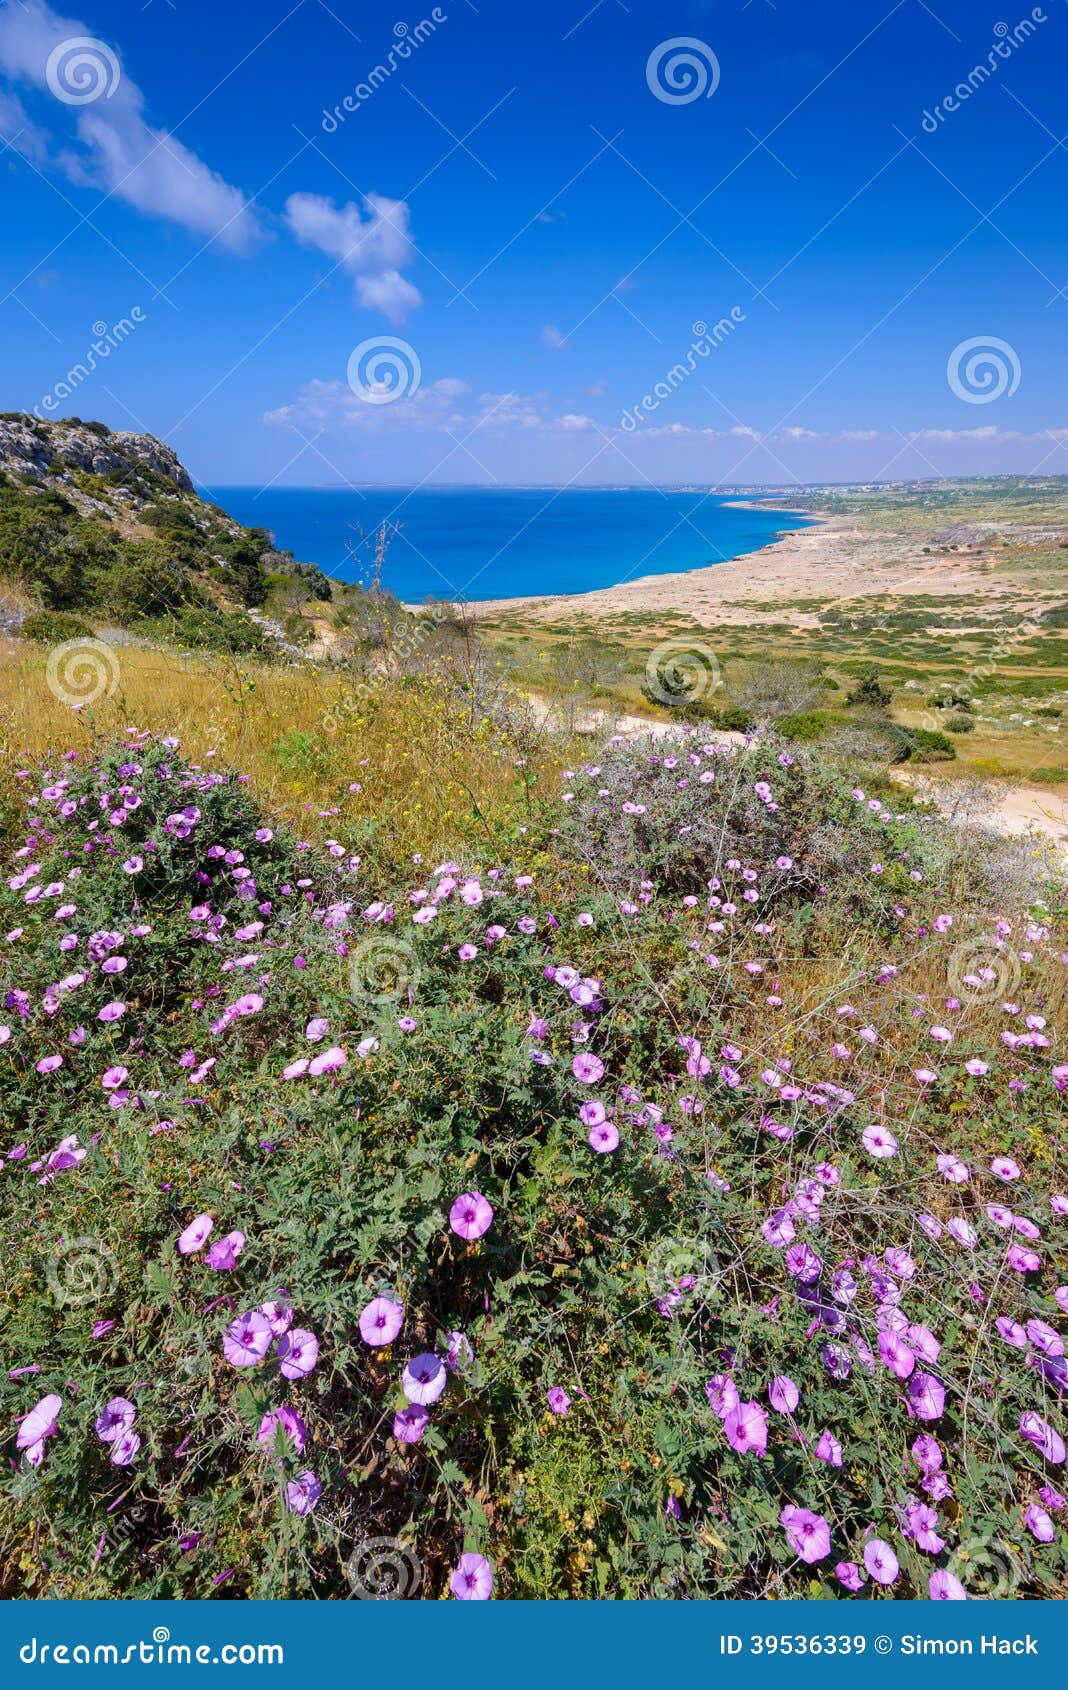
left=208, top=486, right=812, bottom=603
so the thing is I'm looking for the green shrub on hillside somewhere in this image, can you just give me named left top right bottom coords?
left=17, top=609, right=96, bottom=643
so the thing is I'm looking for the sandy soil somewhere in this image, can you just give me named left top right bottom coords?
left=894, top=770, right=1068, bottom=868
left=472, top=507, right=1047, bottom=629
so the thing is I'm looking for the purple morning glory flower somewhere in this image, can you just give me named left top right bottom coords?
left=403, top=1353, right=447, bottom=1405
left=277, top=1329, right=319, bottom=1380
left=222, top=1311, right=273, bottom=1368
left=449, top=1191, right=493, bottom=1240
left=95, top=1398, right=135, bottom=1443
left=450, top=1552, right=493, bottom=1600
left=358, top=1296, right=404, bottom=1347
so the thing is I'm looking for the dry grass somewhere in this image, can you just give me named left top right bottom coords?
left=0, top=640, right=558, bottom=868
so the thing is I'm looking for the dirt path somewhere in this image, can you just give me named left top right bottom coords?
left=894, top=772, right=1068, bottom=868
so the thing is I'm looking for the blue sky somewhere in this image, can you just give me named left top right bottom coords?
left=1, top=0, right=1067, bottom=487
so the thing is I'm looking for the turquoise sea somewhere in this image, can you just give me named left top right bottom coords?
left=208, top=486, right=812, bottom=603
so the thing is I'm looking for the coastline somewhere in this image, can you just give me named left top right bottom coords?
left=466, top=500, right=1048, bottom=629
left=466, top=504, right=844, bottom=624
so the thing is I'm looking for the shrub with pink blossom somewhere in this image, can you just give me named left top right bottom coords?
left=1, top=730, right=1066, bottom=1599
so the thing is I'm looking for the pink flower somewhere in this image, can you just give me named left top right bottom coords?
left=1019, top=1412, right=1066, bottom=1464
left=992, top=1156, right=1021, bottom=1182
left=206, top=1230, right=245, bottom=1271
left=815, top=1430, right=843, bottom=1467
left=785, top=1243, right=821, bottom=1283
left=403, top=1353, right=447, bottom=1405
left=285, top=1470, right=321, bottom=1514
left=768, top=1375, right=799, bottom=1413
left=17, top=1393, right=62, bottom=1466
left=947, top=1217, right=978, bottom=1248
left=308, top=1045, right=346, bottom=1077
left=937, top=1153, right=969, bottom=1183
left=260, top=1301, right=293, bottom=1338
left=177, top=1213, right=213, bottom=1255
left=589, top=1120, right=619, bottom=1153
left=393, top=1404, right=429, bottom=1443
left=905, top=1502, right=944, bottom=1553
left=358, top=1296, right=404, bottom=1347
left=277, top=1329, right=319, bottom=1380
left=450, top=1552, right=493, bottom=1600
left=258, top=1406, right=307, bottom=1457
left=547, top=1386, right=571, bottom=1415
left=912, top=1434, right=942, bottom=1474
left=862, top=1124, right=897, bottom=1159
left=908, top=1373, right=946, bottom=1421
left=449, top=1191, right=493, bottom=1241
left=929, top=1568, right=967, bottom=1599
left=95, top=1398, right=135, bottom=1443
left=571, top=1053, right=605, bottom=1085
left=723, top=1400, right=768, bottom=1456
left=1024, top=1503, right=1054, bottom=1543
left=781, top=1505, right=831, bottom=1564
left=1007, top=1242, right=1040, bottom=1272
left=835, top=1561, right=864, bottom=1591
left=863, top=1538, right=899, bottom=1584
left=110, top=1429, right=141, bottom=1467
left=222, top=1311, right=273, bottom=1368
left=878, top=1331, right=916, bottom=1380
left=705, top=1375, right=739, bottom=1418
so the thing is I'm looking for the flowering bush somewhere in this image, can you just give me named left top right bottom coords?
left=1, top=729, right=1066, bottom=1599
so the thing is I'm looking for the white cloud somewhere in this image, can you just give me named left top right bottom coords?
left=266, top=377, right=585, bottom=437
left=284, top=191, right=422, bottom=323
left=911, top=425, right=1000, bottom=442
left=0, top=0, right=263, bottom=251
left=540, top=324, right=566, bottom=349
left=0, top=87, right=48, bottom=161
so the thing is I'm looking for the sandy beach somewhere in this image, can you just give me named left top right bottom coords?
left=471, top=503, right=1056, bottom=630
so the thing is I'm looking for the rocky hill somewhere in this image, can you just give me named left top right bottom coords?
left=0, top=413, right=336, bottom=653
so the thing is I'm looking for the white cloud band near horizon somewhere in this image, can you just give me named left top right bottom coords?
left=264, top=376, right=1068, bottom=450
